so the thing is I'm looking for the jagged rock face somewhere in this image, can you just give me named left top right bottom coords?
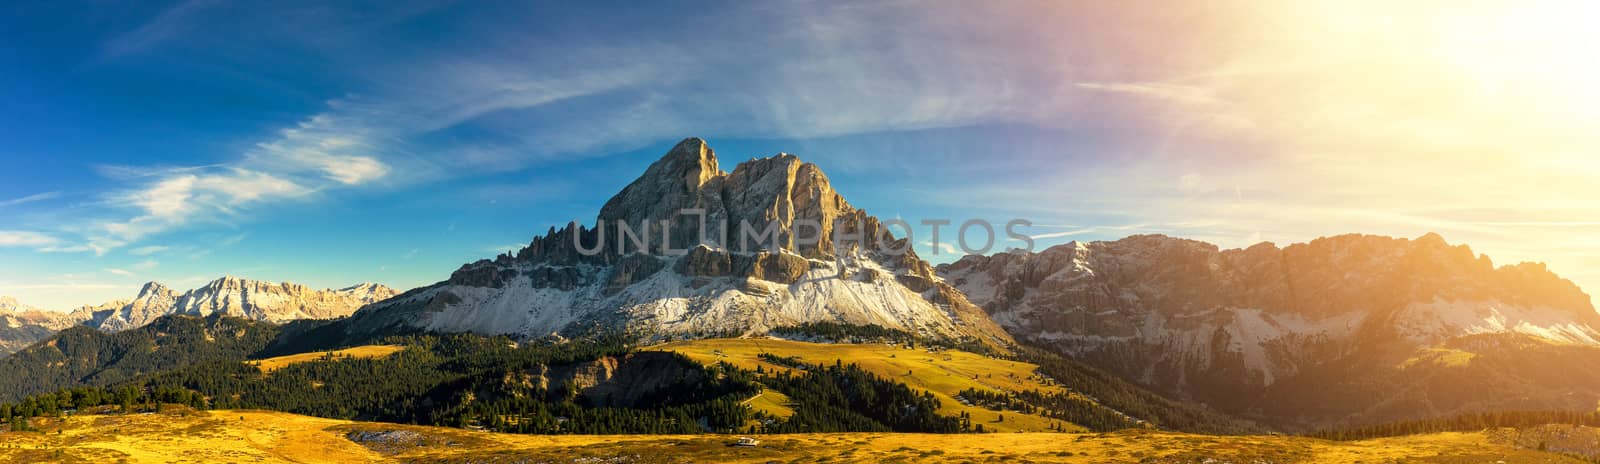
left=545, top=352, right=705, bottom=408
left=595, top=141, right=859, bottom=260
left=939, top=233, right=1600, bottom=428
left=64, top=299, right=128, bottom=325
left=469, top=352, right=708, bottom=409
left=345, top=138, right=1010, bottom=345
left=1, top=296, right=37, bottom=315
left=89, top=282, right=182, bottom=332
left=86, top=277, right=399, bottom=332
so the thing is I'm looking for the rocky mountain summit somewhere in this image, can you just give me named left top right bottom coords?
left=939, top=233, right=1600, bottom=428
left=328, top=137, right=1009, bottom=346
left=80, top=276, right=399, bottom=332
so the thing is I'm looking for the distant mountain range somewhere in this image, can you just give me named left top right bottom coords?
left=0, top=277, right=395, bottom=355
left=0, top=296, right=87, bottom=355
left=79, top=277, right=397, bottom=332
left=939, top=233, right=1600, bottom=430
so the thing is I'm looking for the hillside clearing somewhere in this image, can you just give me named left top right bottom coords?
left=1399, top=347, right=1478, bottom=369
left=247, top=344, right=406, bottom=373
left=743, top=389, right=794, bottom=419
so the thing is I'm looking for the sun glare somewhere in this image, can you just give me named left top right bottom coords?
left=1430, top=1, right=1600, bottom=123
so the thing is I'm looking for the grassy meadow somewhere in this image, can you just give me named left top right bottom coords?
left=246, top=345, right=407, bottom=374
left=0, top=408, right=1586, bottom=463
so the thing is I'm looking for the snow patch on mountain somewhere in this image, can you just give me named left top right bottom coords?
left=85, top=276, right=399, bottom=332
left=410, top=249, right=966, bottom=341
left=1396, top=298, right=1600, bottom=345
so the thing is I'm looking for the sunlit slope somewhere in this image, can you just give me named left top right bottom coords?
left=0, top=409, right=380, bottom=464
left=0, top=408, right=1584, bottom=463
left=743, top=388, right=794, bottom=420
left=655, top=338, right=1097, bottom=433
left=246, top=344, right=406, bottom=373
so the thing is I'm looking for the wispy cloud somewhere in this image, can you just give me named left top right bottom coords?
left=218, top=233, right=248, bottom=248
left=181, top=232, right=249, bottom=261
left=104, top=268, right=134, bottom=277
left=38, top=244, right=93, bottom=254
left=94, top=0, right=216, bottom=59
left=87, top=168, right=312, bottom=254
left=128, top=245, right=170, bottom=256
left=918, top=240, right=959, bottom=256
left=0, top=231, right=59, bottom=248
left=1029, top=229, right=1100, bottom=240
left=248, top=112, right=393, bottom=185
left=0, top=191, right=61, bottom=208
left=1076, top=82, right=1223, bottom=106
left=1029, top=224, right=1168, bottom=241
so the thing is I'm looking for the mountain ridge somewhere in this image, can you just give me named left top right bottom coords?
left=938, top=232, right=1600, bottom=428
left=81, top=275, right=400, bottom=332
left=0, top=277, right=396, bottom=356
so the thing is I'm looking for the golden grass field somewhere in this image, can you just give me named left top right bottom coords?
left=246, top=345, right=407, bottom=374
left=1398, top=347, right=1479, bottom=370
left=652, top=338, right=1090, bottom=432
left=0, top=408, right=1586, bottom=463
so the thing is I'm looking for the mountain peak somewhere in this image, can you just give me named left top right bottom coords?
left=650, top=136, right=721, bottom=185
left=1414, top=231, right=1449, bottom=247
left=339, top=282, right=393, bottom=293
left=347, top=137, right=1013, bottom=347
left=598, top=137, right=725, bottom=228
left=137, top=281, right=172, bottom=297
left=204, top=275, right=270, bottom=289
left=664, top=136, right=713, bottom=161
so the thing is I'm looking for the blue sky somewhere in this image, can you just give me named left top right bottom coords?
left=3, top=1, right=1598, bottom=309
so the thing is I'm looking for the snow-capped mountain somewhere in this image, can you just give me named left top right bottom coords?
left=328, top=137, right=1010, bottom=346
left=82, top=276, right=399, bottom=332
left=0, top=296, right=89, bottom=355
left=938, top=233, right=1600, bottom=428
